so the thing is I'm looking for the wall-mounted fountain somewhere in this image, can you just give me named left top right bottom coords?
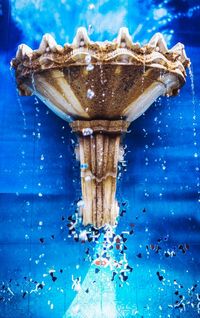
left=11, top=27, right=189, bottom=228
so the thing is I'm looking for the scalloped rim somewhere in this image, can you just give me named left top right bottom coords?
left=12, top=27, right=190, bottom=81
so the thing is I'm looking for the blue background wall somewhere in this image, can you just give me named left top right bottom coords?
left=0, top=0, right=200, bottom=317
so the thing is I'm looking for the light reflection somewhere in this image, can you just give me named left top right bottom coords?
left=64, top=230, right=118, bottom=318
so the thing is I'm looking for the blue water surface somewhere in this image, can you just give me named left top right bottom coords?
left=0, top=0, right=200, bottom=317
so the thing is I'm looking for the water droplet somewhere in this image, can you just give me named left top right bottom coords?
left=80, top=163, right=88, bottom=169
left=82, top=128, right=93, bottom=136
left=88, top=3, right=95, bottom=10
left=85, top=176, right=91, bottom=182
left=87, top=89, right=95, bottom=99
left=88, top=24, right=94, bottom=35
left=77, top=200, right=84, bottom=207
left=86, top=63, right=94, bottom=71
left=34, top=97, right=39, bottom=104
left=85, top=55, right=91, bottom=64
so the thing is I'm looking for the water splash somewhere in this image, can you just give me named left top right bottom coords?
left=64, top=225, right=133, bottom=318
left=64, top=225, right=116, bottom=316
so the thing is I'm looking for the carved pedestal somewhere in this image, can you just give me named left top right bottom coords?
left=70, top=120, right=129, bottom=228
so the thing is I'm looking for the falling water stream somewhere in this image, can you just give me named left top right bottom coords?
left=188, top=65, right=200, bottom=203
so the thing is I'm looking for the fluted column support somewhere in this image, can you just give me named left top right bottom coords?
left=70, top=120, right=129, bottom=228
